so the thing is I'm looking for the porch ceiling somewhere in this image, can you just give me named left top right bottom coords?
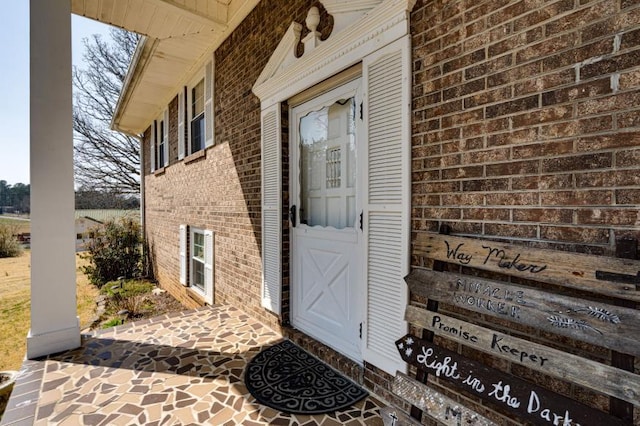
left=71, top=0, right=259, bottom=135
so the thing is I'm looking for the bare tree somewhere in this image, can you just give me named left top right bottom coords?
left=73, top=28, right=140, bottom=195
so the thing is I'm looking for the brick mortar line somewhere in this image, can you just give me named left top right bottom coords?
left=413, top=67, right=640, bottom=99
left=415, top=158, right=633, bottom=166
left=411, top=84, right=640, bottom=120
left=411, top=1, right=632, bottom=56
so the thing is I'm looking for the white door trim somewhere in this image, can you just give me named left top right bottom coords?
left=290, top=78, right=365, bottom=363
left=256, top=0, right=416, bottom=376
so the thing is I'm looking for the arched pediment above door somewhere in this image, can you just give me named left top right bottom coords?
left=252, top=0, right=416, bottom=107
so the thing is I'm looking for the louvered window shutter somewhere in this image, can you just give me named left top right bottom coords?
left=179, top=224, right=187, bottom=285
left=163, top=109, right=169, bottom=167
left=362, top=36, right=410, bottom=375
left=204, top=230, right=214, bottom=305
left=150, top=120, right=157, bottom=172
left=204, top=59, right=214, bottom=148
left=261, top=104, right=282, bottom=314
left=178, top=87, right=186, bottom=160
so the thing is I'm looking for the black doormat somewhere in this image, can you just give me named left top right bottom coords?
left=244, top=340, right=368, bottom=414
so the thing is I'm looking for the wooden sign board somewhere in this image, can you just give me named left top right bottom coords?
left=391, top=373, right=498, bottom=426
left=405, top=305, right=640, bottom=405
left=414, top=233, right=640, bottom=302
left=406, top=268, right=640, bottom=356
left=395, top=335, right=627, bottom=426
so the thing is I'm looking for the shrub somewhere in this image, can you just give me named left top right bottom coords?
left=81, top=218, right=142, bottom=287
left=0, top=224, right=22, bottom=258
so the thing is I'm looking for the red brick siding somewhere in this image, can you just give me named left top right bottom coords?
left=410, top=0, right=640, bottom=423
left=139, top=0, right=640, bottom=417
left=143, top=0, right=333, bottom=331
left=412, top=0, right=640, bottom=253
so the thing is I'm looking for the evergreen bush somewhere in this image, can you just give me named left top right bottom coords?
left=81, top=218, right=142, bottom=287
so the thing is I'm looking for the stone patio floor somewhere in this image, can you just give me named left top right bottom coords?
left=1, top=305, right=386, bottom=425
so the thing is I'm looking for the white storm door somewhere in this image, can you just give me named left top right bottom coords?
left=291, top=79, right=363, bottom=363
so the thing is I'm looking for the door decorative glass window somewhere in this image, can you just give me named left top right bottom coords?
left=299, top=98, right=356, bottom=229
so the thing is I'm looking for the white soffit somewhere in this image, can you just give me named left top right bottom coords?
left=71, top=0, right=259, bottom=135
left=71, top=0, right=229, bottom=39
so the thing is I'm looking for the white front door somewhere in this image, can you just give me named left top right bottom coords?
left=290, top=79, right=363, bottom=363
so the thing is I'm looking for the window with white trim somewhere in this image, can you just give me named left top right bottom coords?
left=190, top=79, right=205, bottom=153
left=184, top=58, right=214, bottom=157
left=191, top=228, right=205, bottom=293
left=180, top=225, right=214, bottom=304
left=150, top=109, right=169, bottom=172
left=157, top=117, right=166, bottom=168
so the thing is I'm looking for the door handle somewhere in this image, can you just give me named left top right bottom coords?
left=290, top=205, right=297, bottom=227
left=359, top=211, right=363, bottom=231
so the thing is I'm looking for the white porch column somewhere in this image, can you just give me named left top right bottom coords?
left=27, top=0, right=80, bottom=359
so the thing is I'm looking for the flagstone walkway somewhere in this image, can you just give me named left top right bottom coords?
left=1, top=305, right=385, bottom=425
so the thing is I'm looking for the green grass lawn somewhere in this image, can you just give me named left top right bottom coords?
left=0, top=251, right=98, bottom=371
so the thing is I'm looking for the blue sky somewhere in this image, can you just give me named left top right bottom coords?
left=0, top=3, right=112, bottom=186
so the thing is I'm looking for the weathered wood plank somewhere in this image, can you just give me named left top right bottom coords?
left=405, top=306, right=640, bottom=405
left=395, top=336, right=628, bottom=426
left=610, top=237, right=637, bottom=422
left=410, top=226, right=448, bottom=422
left=392, top=373, right=499, bottom=426
left=406, top=269, right=640, bottom=356
left=414, top=233, right=640, bottom=301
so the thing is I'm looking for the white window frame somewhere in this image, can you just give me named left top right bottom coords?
left=185, top=57, right=214, bottom=156
left=190, top=227, right=206, bottom=295
left=184, top=67, right=207, bottom=155
left=157, top=119, right=165, bottom=168
left=150, top=110, right=168, bottom=172
left=184, top=226, right=214, bottom=304
left=186, top=73, right=207, bottom=154
left=156, top=109, right=169, bottom=169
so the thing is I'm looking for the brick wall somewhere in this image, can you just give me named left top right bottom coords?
left=410, top=0, right=640, bottom=424
left=139, top=0, right=639, bottom=419
left=141, top=0, right=332, bottom=331
left=411, top=0, right=640, bottom=254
